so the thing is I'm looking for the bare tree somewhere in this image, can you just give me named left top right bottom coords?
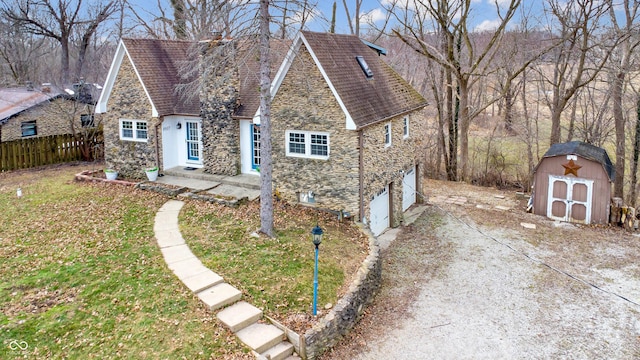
left=0, top=16, right=48, bottom=85
left=258, top=0, right=273, bottom=237
left=1, top=0, right=119, bottom=84
left=539, top=0, right=613, bottom=146
left=342, top=0, right=362, bottom=36
left=605, top=0, right=640, bottom=199
left=387, top=0, right=528, bottom=181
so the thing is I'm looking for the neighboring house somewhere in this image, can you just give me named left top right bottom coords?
left=532, top=141, right=614, bottom=225
left=0, top=83, right=99, bottom=143
left=96, top=31, right=429, bottom=235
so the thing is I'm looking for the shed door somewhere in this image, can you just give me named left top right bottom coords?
left=370, top=186, right=390, bottom=236
left=402, top=167, right=416, bottom=211
left=546, top=175, right=593, bottom=224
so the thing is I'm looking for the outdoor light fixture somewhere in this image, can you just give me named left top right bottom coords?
left=176, top=122, right=182, bottom=129
left=311, top=224, right=324, bottom=316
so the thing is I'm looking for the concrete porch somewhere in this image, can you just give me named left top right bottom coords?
left=153, top=166, right=261, bottom=201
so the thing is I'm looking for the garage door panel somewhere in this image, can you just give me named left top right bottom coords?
left=402, top=167, right=416, bottom=212
left=370, top=186, right=389, bottom=236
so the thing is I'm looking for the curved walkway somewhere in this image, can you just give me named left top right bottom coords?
left=154, top=200, right=298, bottom=360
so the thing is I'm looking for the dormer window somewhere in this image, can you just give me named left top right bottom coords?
left=356, top=56, right=373, bottom=79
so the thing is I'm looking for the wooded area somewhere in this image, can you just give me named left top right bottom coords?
left=1, top=0, right=639, bottom=204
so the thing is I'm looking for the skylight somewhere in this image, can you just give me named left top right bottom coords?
left=356, top=56, right=373, bottom=79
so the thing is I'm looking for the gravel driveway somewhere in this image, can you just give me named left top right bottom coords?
left=323, top=181, right=640, bottom=359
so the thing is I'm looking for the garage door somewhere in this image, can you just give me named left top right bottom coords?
left=369, top=186, right=389, bottom=236
left=546, top=175, right=593, bottom=224
left=402, top=167, right=416, bottom=211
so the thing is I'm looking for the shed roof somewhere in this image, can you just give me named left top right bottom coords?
left=0, top=87, right=63, bottom=124
left=542, top=141, right=615, bottom=181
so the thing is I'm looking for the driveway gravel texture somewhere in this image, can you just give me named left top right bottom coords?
left=322, top=180, right=640, bottom=359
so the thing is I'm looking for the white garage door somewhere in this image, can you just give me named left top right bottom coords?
left=402, top=167, right=416, bottom=211
left=370, top=186, right=390, bottom=236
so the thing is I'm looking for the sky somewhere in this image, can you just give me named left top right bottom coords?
left=131, top=0, right=541, bottom=37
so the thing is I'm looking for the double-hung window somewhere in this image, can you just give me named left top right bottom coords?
left=403, top=116, right=409, bottom=139
left=286, top=130, right=329, bottom=159
left=120, top=119, right=148, bottom=142
left=384, top=123, right=392, bottom=147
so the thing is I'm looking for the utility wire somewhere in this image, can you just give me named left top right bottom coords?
left=402, top=177, right=640, bottom=308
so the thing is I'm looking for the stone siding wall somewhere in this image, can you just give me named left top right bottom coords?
left=200, top=43, right=241, bottom=176
left=103, top=57, right=160, bottom=179
left=302, top=228, right=381, bottom=359
left=361, top=111, right=427, bottom=227
left=1, top=98, right=87, bottom=142
left=271, top=48, right=360, bottom=216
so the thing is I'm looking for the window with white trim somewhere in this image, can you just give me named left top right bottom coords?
left=119, top=119, right=148, bottom=142
left=403, top=116, right=409, bottom=139
left=286, top=130, right=329, bottom=159
left=384, top=123, right=391, bottom=147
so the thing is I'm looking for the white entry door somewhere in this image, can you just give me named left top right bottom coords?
left=370, top=186, right=390, bottom=236
left=547, top=175, right=593, bottom=224
left=402, top=167, right=416, bottom=211
left=185, top=120, right=202, bottom=165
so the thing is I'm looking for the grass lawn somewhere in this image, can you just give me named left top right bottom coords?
left=0, top=163, right=368, bottom=359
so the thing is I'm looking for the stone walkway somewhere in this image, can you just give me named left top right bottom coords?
left=154, top=200, right=299, bottom=360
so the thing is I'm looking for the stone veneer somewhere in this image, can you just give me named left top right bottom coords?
left=271, top=46, right=427, bottom=226
left=360, top=111, right=427, bottom=228
left=271, top=48, right=361, bottom=217
left=301, top=226, right=381, bottom=359
left=102, top=57, right=161, bottom=179
left=200, top=47, right=241, bottom=176
left=1, top=98, right=88, bottom=142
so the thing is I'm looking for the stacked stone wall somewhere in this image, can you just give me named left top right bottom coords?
left=1, top=98, right=87, bottom=142
left=102, top=58, right=159, bottom=179
left=200, top=46, right=241, bottom=176
left=361, top=110, right=428, bottom=227
left=271, top=48, right=360, bottom=216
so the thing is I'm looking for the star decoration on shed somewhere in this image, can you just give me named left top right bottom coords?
left=562, top=159, right=582, bottom=176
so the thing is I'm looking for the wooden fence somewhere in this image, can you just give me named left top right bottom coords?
left=0, top=132, right=103, bottom=172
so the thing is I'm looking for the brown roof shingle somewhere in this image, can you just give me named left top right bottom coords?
left=122, top=38, right=199, bottom=116
left=300, top=31, right=427, bottom=128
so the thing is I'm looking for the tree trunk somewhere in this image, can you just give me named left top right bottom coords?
left=446, top=67, right=457, bottom=181
left=458, top=78, right=470, bottom=181
left=630, top=96, right=640, bottom=207
left=259, top=0, right=274, bottom=237
left=613, top=72, right=626, bottom=199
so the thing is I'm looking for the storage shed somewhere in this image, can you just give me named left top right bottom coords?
left=532, top=141, right=614, bottom=224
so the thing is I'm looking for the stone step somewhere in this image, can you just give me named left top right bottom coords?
left=182, top=269, right=224, bottom=293
left=217, top=301, right=263, bottom=333
left=197, top=283, right=242, bottom=311
left=261, top=341, right=294, bottom=360
left=284, top=355, right=301, bottom=360
left=236, top=323, right=284, bottom=354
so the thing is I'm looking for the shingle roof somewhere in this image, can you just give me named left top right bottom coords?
left=121, top=37, right=288, bottom=119
left=122, top=38, right=199, bottom=116
left=300, top=31, right=428, bottom=128
left=0, top=87, right=63, bottom=124
left=235, top=38, right=290, bottom=119
left=543, top=141, right=615, bottom=181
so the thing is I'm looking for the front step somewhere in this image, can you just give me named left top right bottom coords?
left=217, top=301, right=263, bottom=332
left=261, top=341, right=294, bottom=360
left=236, top=323, right=284, bottom=354
left=197, top=283, right=242, bottom=311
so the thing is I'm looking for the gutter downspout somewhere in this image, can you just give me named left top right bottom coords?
left=359, top=130, right=364, bottom=222
left=155, top=119, right=161, bottom=170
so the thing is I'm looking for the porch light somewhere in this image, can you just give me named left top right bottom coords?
left=176, top=122, right=182, bottom=129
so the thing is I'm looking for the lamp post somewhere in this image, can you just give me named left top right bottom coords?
left=311, top=224, right=324, bottom=316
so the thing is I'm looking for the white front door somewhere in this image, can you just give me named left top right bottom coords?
left=547, top=175, right=593, bottom=224
left=402, top=167, right=416, bottom=211
left=370, top=186, right=390, bottom=236
left=185, top=120, right=202, bottom=165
